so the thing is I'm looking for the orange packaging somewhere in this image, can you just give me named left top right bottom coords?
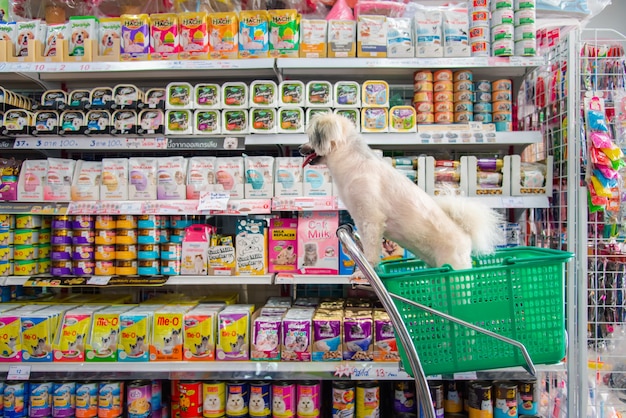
left=209, top=12, right=238, bottom=60
left=299, top=19, right=327, bottom=58
left=179, top=12, right=209, bottom=60
left=150, top=13, right=179, bottom=60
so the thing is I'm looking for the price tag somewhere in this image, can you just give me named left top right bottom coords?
left=274, top=274, right=294, bottom=284
left=501, top=197, right=524, bottom=208
left=350, top=364, right=411, bottom=380
left=7, top=365, right=31, bottom=380
left=198, top=192, right=230, bottom=211
left=453, top=372, right=478, bottom=380
left=86, top=276, right=112, bottom=286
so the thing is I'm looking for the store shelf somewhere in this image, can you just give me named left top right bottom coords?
left=470, top=195, right=550, bottom=209
left=165, top=275, right=273, bottom=285
left=9, top=136, right=244, bottom=151
left=275, top=274, right=352, bottom=285
left=2, top=275, right=273, bottom=287
left=0, top=202, right=69, bottom=214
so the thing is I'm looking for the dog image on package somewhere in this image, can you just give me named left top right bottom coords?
left=297, top=211, right=339, bottom=275
left=300, top=113, right=502, bottom=273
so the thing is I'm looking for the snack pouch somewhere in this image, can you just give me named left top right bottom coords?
left=209, top=12, right=238, bottom=59
left=179, top=12, right=209, bottom=59
left=44, top=23, right=69, bottom=57
left=269, top=9, right=299, bottom=58
left=15, top=19, right=39, bottom=57
left=150, top=13, right=179, bottom=60
left=99, top=17, right=121, bottom=56
left=69, top=16, right=97, bottom=56
left=239, top=10, right=269, bottom=58
left=299, top=19, right=326, bottom=58
left=121, top=14, right=150, bottom=60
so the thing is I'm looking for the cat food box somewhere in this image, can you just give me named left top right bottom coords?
left=183, top=304, right=223, bottom=361
left=312, top=310, right=342, bottom=361
left=373, top=309, right=398, bottom=362
left=101, top=158, right=129, bottom=201
left=215, top=157, right=244, bottom=199
left=216, top=304, right=254, bottom=361
left=303, top=163, right=333, bottom=197
left=150, top=305, right=190, bottom=361
left=186, top=156, right=216, bottom=199
left=22, top=305, right=69, bottom=363
left=251, top=310, right=282, bottom=361
left=244, top=156, right=274, bottom=199
left=269, top=218, right=297, bottom=274
left=274, top=157, right=303, bottom=197
left=297, top=211, right=339, bottom=275
left=343, top=309, right=373, bottom=361
left=157, top=156, right=187, bottom=200
left=53, top=305, right=106, bottom=362
left=282, top=307, right=314, bottom=361
left=235, top=219, right=267, bottom=276
left=18, top=159, right=48, bottom=202
left=118, top=306, right=155, bottom=362
left=129, top=157, right=158, bottom=200
left=181, top=225, right=211, bottom=276
left=85, top=305, right=133, bottom=362
left=44, top=158, right=76, bottom=201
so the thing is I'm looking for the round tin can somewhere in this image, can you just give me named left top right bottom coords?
left=491, top=0, right=513, bottom=10
left=495, top=121, right=513, bottom=131
left=271, top=382, right=295, bottom=418
left=413, top=91, right=434, bottom=103
left=475, top=91, right=493, bottom=102
left=95, top=261, right=115, bottom=276
left=469, top=26, right=490, bottom=41
left=13, top=245, right=38, bottom=261
left=115, top=260, right=138, bottom=276
left=492, top=9, right=514, bottom=25
left=116, top=215, right=137, bottom=229
left=434, top=91, right=454, bottom=102
left=249, top=381, right=271, bottom=418
left=393, top=381, right=416, bottom=417
left=52, top=381, right=76, bottom=418
left=0, top=245, right=12, bottom=261
left=73, top=260, right=95, bottom=276
left=51, top=216, right=71, bottom=230
left=72, top=244, right=95, bottom=260
left=5, top=381, right=29, bottom=418
left=15, top=215, right=41, bottom=229
left=454, top=91, right=474, bottom=102
left=474, top=80, right=492, bottom=93
left=493, top=111, right=513, bottom=122
left=170, top=216, right=193, bottom=229
left=159, top=229, right=170, bottom=244
left=356, top=381, right=379, bottom=418
left=455, top=112, right=473, bottom=123
left=414, top=81, right=434, bottom=93
left=414, top=70, right=433, bottom=82
left=296, top=381, right=320, bottom=418
left=14, top=260, right=37, bottom=276
left=72, top=215, right=94, bottom=230
left=471, top=40, right=491, bottom=57
left=75, top=382, right=98, bottom=418
left=95, top=215, right=115, bottom=230
left=428, top=381, right=444, bottom=418
left=225, top=381, right=248, bottom=418
left=433, top=70, right=453, bottom=81
left=127, top=381, right=152, bottom=418
left=515, top=39, right=537, bottom=56
left=494, top=381, right=517, bottom=418
left=454, top=101, right=474, bottom=113
left=474, top=112, right=493, bottom=123
left=116, top=244, right=138, bottom=260
left=413, top=102, right=434, bottom=113
left=151, top=380, right=162, bottom=412
left=434, top=81, right=453, bottom=92
left=51, top=230, right=72, bottom=246
left=171, top=381, right=180, bottom=417
left=453, top=70, right=473, bottom=82
left=161, top=243, right=182, bottom=260
left=471, top=0, right=489, bottom=8
left=470, top=9, right=490, bottom=26
left=51, top=260, right=72, bottom=276
left=137, top=215, right=160, bottom=229
left=493, top=101, right=512, bottom=112
left=453, top=80, right=474, bottom=92
left=38, top=259, right=51, bottom=274
left=0, top=214, right=14, bottom=228
left=416, top=112, right=434, bottom=124
left=138, top=244, right=160, bottom=259
left=161, top=260, right=180, bottom=275
left=434, top=112, right=454, bottom=124
left=95, top=245, right=116, bottom=261
left=202, top=381, right=226, bottom=418
left=0, top=260, right=12, bottom=276
left=0, top=229, right=12, bottom=246
left=492, top=79, right=513, bottom=92
left=97, top=381, right=124, bottom=418
left=474, top=102, right=493, bottom=113
left=493, top=89, right=513, bottom=101
left=169, top=229, right=186, bottom=244
left=14, top=229, right=39, bottom=246
left=332, top=381, right=355, bottom=418
left=444, top=381, right=463, bottom=413
left=160, top=216, right=171, bottom=229
left=29, top=381, right=53, bottom=418
left=493, top=39, right=514, bottom=56
left=115, top=229, right=137, bottom=245
left=515, top=9, right=536, bottom=25
left=434, top=102, right=454, bottom=112
left=468, top=381, right=493, bottom=417
left=38, top=245, right=51, bottom=259
left=137, top=228, right=159, bottom=245
left=72, top=229, right=95, bottom=245
left=515, top=0, right=535, bottom=8
left=138, top=260, right=159, bottom=276
left=95, top=230, right=116, bottom=246
left=0, top=380, right=5, bottom=412
left=515, top=24, right=536, bottom=42
left=38, top=230, right=51, bottom=245
left=517, top=380, right=538, bottom=415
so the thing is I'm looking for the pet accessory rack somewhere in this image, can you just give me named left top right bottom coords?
left=337, top=224, right=573, bottom=418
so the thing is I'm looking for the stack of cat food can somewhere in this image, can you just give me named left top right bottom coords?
left=137, top=215, right=160, bottom=276
left=116, top=215, right=138, bottom=276
left=0, top=214, right=14, bottom=277
left=453, top=70, right=474, bottom=123
left=413, top=70, right=434, bottom=125
left=491, top=0, right=514, bottom=56
left=469, top=0, right=491, bottom=57
left=492, top=78, right=514, bottom=131
left=72, top=215, right=95, bottom=276
left=474, top=79, right=493, bottom=123
left=515, top=0, right=537, bottom=56
left=433, top=70, right=454, bottom=124
left=95, top=215, right=116, bottom=275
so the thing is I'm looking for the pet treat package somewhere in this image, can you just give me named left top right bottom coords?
left=186, top=156, right=216, bottom=199
left=149, top=13, right=179, bottom=60
left=18, top=159, right=48, bottom=202
left=69, top=16, right=97, bottom=56
left=150, top=305, right=190, bottom=361
left=238, top=10, right=269, bottom=58
left=118, top=306, right=154, bottom=362
left=44, top=23, right=69, bottom=57
left=0, top=23, right=16, bottom=52
left=215, top=156, right=244, bottom=199
left=343, top=309, right=373, bottom=361
left=251, top=310, right=282, bottom=361
left=357, top=15, right=387, bottom=57
left=373, top=309, right=398, bottom=362
left=128, top=157, right=158, bottom=200
left=268, top=9, right=299, bottom=58
left=414, top=6, right=443, bottom=58
left=15, top=20, right=39, bottom=57
left=183, top=305, right=222, bottom=361
left=274, top=157, right=303, bottom=197
left=157, top=156, right=187, bottom=200
left=44, top=157, right=75, bottom=201
left=297, top=211, right=339, bottom=275
left=71, top=160, right=102, bottom=201
left=181, top=225, right=211, bottom=276
left=179, top=12, right=209, bottom=60
left=299, top=19, right=326, bottom=58
left=216, top=304, right=254, bottom=361
left=208, top=12, right=238, bottom=60
left=303, top=163, right=333, bottom=197
left=282, top=307, right=314, bottom=361
left=99, top=17, right=121, bottom=56
left=101, top=158, right=129, bottom=201
left=328, top=20, right=356, bottom=58
left=312, top=310, right=342, bottom=361
left=236, top=219, right=268, bottom=276
left=244, top=156, right=274, bottom=199
left=269, top=218, right=298, bottom=274
left=121, top=14, right=150, bottom=60
left=85, top=305, right=132, bottom=363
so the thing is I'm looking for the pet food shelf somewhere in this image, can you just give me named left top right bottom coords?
left=2, top=274, right=274, bottom=287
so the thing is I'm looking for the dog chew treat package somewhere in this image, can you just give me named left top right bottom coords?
left=269, top=218, right=298, bottom=274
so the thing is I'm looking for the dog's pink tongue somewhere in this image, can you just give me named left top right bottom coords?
left=302, top=153, right=318, bottom=167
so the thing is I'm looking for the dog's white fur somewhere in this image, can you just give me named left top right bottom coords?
left=301, top=113, right=502, bottom=270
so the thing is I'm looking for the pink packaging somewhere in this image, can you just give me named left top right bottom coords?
left=281, top=308, right=313, bottom=362
left=297, top=211, right=339, bottom=275
left=150, top=14, right=179, bottom=60
left=251, top=311, right=281, bottom=361
left=269, top=218, right=298, bottom=274
left=296, top=382, right=321, bottom=417
left=44, top=158, right=75, bottom=201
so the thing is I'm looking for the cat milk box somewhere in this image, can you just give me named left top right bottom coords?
left=268, top=218, right=297, bottom=274
left=297, top=211, right=339, bottom=275
left=181, top=225, right=212, bottom=275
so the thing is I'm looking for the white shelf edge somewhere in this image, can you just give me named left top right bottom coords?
left=165, top=275, right=273, bottom=285
left=275, top=274, right=352, bottom=285
left=469, top=195, right=550, bottom=209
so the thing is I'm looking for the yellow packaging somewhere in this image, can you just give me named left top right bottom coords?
left=216, top=304, right=254, bottom=360
left=119, top=306, right=154, bottom=362
left=86, top=305, right=134, bottom=362
left=183, top=305, right=222, bottom=361
left=22, top=305, right=69, bottom=362
left=208, top=235, right=236, bottom=276
left=53, top=305, right=106, bottom=362
left=150, top=305, right=192, bottom=361
left=209, top=12, right=238, bottom=60
left=0, top=306, right=45, bottom=362
left=300, top=19, right=327, bottom=58
left=361, top=108, right=388, bottom=133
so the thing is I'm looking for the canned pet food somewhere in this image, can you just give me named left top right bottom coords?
left=14, top=229, right=39, bottom=245
left=444, top=381, right=463, bottom=413
left=127, top=381, right=152, bottom=418
left=455, top=112, right=473, bottom=123
left=95, top=245, right=116, bottom=261
left=29, top=381, right=53, bottom=418
left=494, top=381, right=517, bottom=418
left=51, top=260, right=72, bottom=276
left=13, top=245, right=38, bottom=261
left=271, top=382, right=295, bottom=418
left=454, top=101, right=474, bottom=113
left=5, top=381, right=28, bottom=418
left=473, top=102, right=493, bottom=113
left=474, top=112, right=493, bottom=123
left=471, top=41, right=491, bottom=57
left=95, top=230, right=116, bottom=245
left=434, top=81, right=453, bottom=92
left=428, top=381, right=444, bottom=418
left=469, top=26, right=490, bottom=42
left=16, top=215, right=41, bottom=229
left=493, top=111, right=512, bottom=122
left=393, top=381, right=416, bottom=416
left=38, top=259, right=51, bottom=274
left=159, top=216, right=171, bottom=229
left=72, top=245, right=95, bottom=260
left=453, top=91, right=474, bottom=102
left=414, top=81, right=434, bottom=93
left=95, top=215, right=115, bottom=230
left=73, top=260, right=95, bottom=275
left=296, top=381, right=320, bottom=418
left=434, top=112, right=454, bottom=124
left=515, top=0, right=535, bottom=8
left=0, top=229, right=13, bottom=245
left=159, top=229, right=170, bottom=244
left=470, top=9, right=490, bottom=25
left=472, top=0, right=489, bottom=8
left=416, top=112, right=434, bottom=124
left=491, top=0, right=513, bottom=10
left=493, top=39, right=514, bottom=56
left=0, top=214, right=14, bottom=228
left=224, top=381, right=248, bottom=418
left=137, top=260, right=159, bottom=276
left=116, top=215, right=137, bottom=229
left=468, top=381, right=492, bottom=417
left=137, top=229, right=159, bottom=245
left=75, top=382, right=98, bottom=418
left=0, top=246, right=12, bottom=261
left=161, top=243, right=181, bottom=260
left=434, top=102, right=454, bottom=112
left=116, top=244, right=138, bottom=260
left=51, top=229, right=72, bottom=245
left=170, top=229, right=186, bottom=244
left=493, top=90, right=513, bottom=102
left=493, top=101, right=512, bottom=112
left=248, top=381, right=271, bottom=418
left=413, top=91, right=434, bottom=103
left=492, top=9, right=514, bottom=25
left=14, top=259, right=37, bottom=276
left=413, top=70, right=433, bottom=82
left=115, top=229, right=137, bottom=245
left=170, top=216, right=194, bottom=229
left=161, top=260, right=180, bottom=275
left=414, top=102, right=434, bottom=113
left=137, top=215, right=160, bottom=229
left=492, top=79, right=513, bottom=92
left=518, top=380, right=538, bottom=415
left=98, top=381, right=124, bottom=418
left=0, top=261, right=13, bottom=276
left=72, top=229, right=95, bottom=245
left=52, top=216, right=71, bottom=230
left=433, top=70, right=453, bottom=81
left=454, top=80, right=474, bottom=92
left=116, top=260, right=137, bottom=276
left=138, top=244, right=159, bottom=259
left=38, top=230, right=51, bottom=245
left=72, top=215, right=94, bottom=230
left=151, top=380, right=162, bottom=412
left=515, top=40, right=537, bottom=56
left=474, top=80, right=492, bottom=92
left=495, top=121, right=513, bottom=131
left=202, top=381, right=225, bottom=418
left=475, top=91, right=492, bottom=102
left=95, top=261, right=115, bottom=276
left=356, top=381, right=379, bottom=418
left=434, top=91, right=454, bottom=102
left=515, top=24, right=536, bottom=42
left=52, top=381, right=76, bottom=418
left=332, top=381, right=355, bottom=418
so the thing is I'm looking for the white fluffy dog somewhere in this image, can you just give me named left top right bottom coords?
left=300, top=113, right=502, bottom=270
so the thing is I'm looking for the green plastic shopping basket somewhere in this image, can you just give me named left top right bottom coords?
left=377, top=247, right=573, bottom=376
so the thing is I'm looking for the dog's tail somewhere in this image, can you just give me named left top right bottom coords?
left=434, top=195, right=504, bottom=255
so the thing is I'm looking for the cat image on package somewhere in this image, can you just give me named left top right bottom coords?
left=235, top=219, right=267, bottom=275
left=238, top=10, right=269, bottom=58
left=297, top=211, right=339, bottom=275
